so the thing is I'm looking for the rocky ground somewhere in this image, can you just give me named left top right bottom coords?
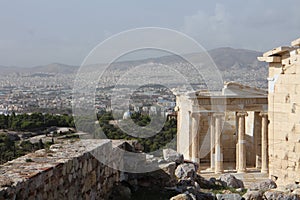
left=110, top=148, right=300, bottom=200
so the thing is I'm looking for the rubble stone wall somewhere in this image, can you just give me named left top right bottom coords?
left=0, top=139, right=120, bottom=200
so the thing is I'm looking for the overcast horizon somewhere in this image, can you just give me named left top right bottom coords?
left=1, top=0, right=300, bottom=67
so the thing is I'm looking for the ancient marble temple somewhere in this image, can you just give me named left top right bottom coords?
left=176, top=37, right=300, bottom=185
left=176, top=82, right=268, bottom=174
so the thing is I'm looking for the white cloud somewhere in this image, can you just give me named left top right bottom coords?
left=182, top=3, right=233, bottom=49
left=181, top=1, right=300, bottom=51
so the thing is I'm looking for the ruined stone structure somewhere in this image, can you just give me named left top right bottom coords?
left=0, top=140, right=121, bottom=200
left=0, top=137, right=183, bottom=200
left=258, top=37, right=300, bottom=184
left=176, top=82, right=268, bottom=174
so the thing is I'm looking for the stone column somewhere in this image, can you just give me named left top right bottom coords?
left=235, top=112, right=239, bottom=170
left=188, top=111, right=193, bottom=159
left=254, top=112, right=262, bottom=169
left=237, top=111, right=248, bottom=173
left=191, top=113, right=200, bottom=163
left=214, top=113, right=224, bottom=174
left=236, top=143, right=239, bottom=170
left=210, top=114, right=215, bottom=170
left=260, top=112, right=269, bottom=173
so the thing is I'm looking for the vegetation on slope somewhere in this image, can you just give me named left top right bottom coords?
left=0, top=111, right=177, bottom=163
left=97, top=111, right=177, bottom=152
left=0, top=112, right=74, bottom=131
left=0, top=112, right=74, bottom=164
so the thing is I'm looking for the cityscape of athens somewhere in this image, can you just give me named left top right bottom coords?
left=1, top=1, right=300, bottom=200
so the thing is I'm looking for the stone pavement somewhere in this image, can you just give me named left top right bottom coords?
left=199, top=163, right=269, bottom=188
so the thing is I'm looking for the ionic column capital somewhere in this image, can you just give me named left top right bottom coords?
left=259, top=111, right=268, bottom=118
left=237, top=111, right=248, bottom=117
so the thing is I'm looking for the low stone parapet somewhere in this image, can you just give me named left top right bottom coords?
left=0, top=139, right=120, bottom=200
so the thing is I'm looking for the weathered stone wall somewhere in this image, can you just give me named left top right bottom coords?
left=0, top=139, right=121, bottom=200
left=259, top=38, right=300, bottom=184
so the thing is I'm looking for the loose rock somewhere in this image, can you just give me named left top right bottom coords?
left=175, top=163, right=196, bottom=180
left=170, top=193, right=192, bottom=200
left=195, top=175, right=215, bottom=189
left=264, top=190, right=300, bottom=200
left=219, top=174, right=244, bottom=189
left=216, top=193, right=243, bottom=200
left=243, top=190, right=264, bottom=200
left=163, top=149, right=184, bottom=164
left=249, top=179, right=277, bottom=191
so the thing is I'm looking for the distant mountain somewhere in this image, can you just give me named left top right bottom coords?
left=207, top=47, right=264, bottom=70
left=0, top=47, right=266, bottom=74
left=171, top=47, right=264, bottom=70
left=0, top=65, right=23, bottom=75
left=30, top=63, right=78, bottom=74
left=0, top=63, right=78, bottom=75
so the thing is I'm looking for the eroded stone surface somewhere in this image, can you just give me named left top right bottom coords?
left=216, top=193, right=243, bottom=200
left=249, top=179, right=277, bottom=191
left=264, top=190, right=300, bottom=200
left=175, top=163, right=197, bottom=180
left=163, top=148, right=184, bottom=164
left=170, top=193, right=191, bottom=200
left=260, top=38, right=300, bottom=184
left=0, top=139, right=120, bottom=200
left=243, top=190, right=263, bottom=200
left=219, top=174, right=244, bottom=189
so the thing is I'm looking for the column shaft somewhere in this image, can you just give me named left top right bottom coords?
left=260, top=112, right=269, bottom=173
left=235, top=112, right=239, bottom=170
left=210, top=114, right=215, bottom=170
left=254, top=112, right=262, bottom=169
left=191, top=113, right=200, bottom=163
left=237, top=111, right=248, bottom=173
left=214, top=113, right=224, bottom=174
left=189, top=112, right=192, bottom=159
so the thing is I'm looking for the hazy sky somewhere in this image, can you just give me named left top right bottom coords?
left=1, top=0, right=300, bottom=67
